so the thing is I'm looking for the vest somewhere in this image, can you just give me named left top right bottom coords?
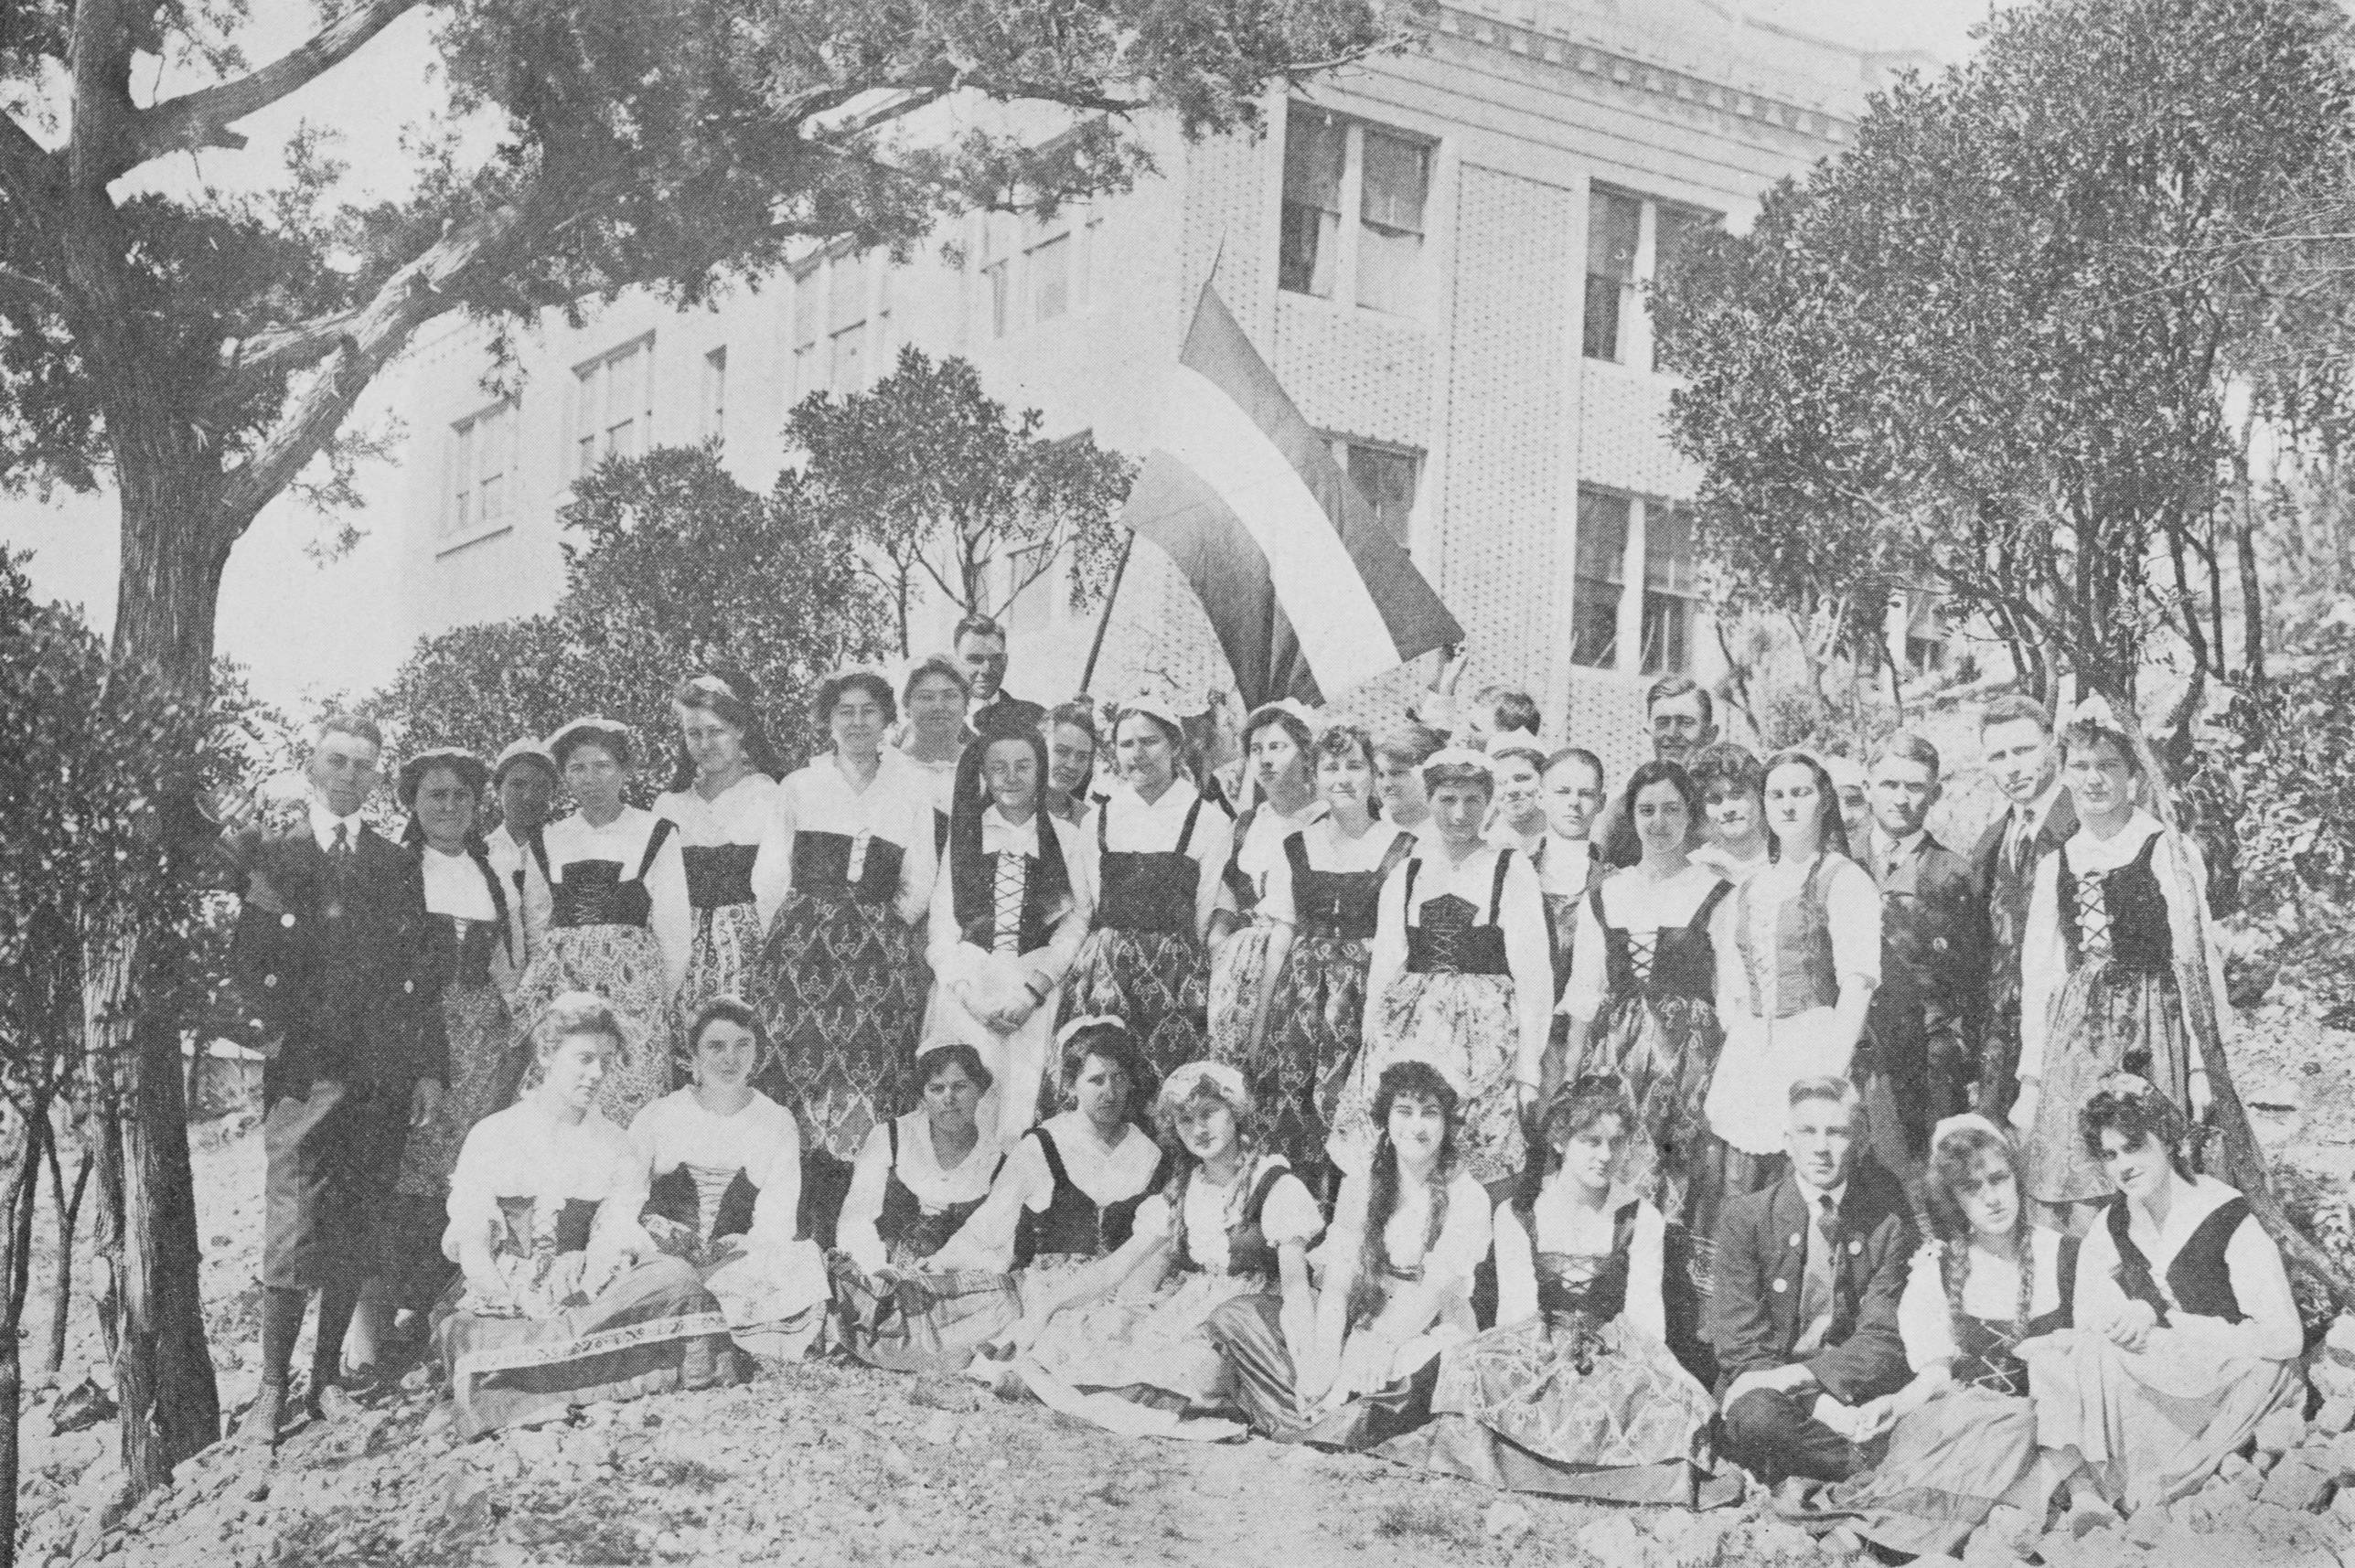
left=1596, top=880, right=1732, bottom=1006
left=1401, top=851, right=1515, bottom=976
left=1012, top=1126, right=1172, bottom=1266
left=680, top=842, right=760, bottom=912
left=1288, top=831, right=1415, bottom=943
left=533, top=816, right=676, bottom=930
left=2059, top=834, right=2174, bottom=975
left=874, top=1118, right=1003, bottom=1263
left=790, top=829, right=905, bottom=907
left=1096, top=795, right=1206, bottom=935
left=642, top=1163, right=759, bottom=1243
left=1172, top=1161, right=1292, bottom=1280
left=1737, top=855, right=1840, bottom=1019
left=2106, top=1192, right=2250, bottom=1325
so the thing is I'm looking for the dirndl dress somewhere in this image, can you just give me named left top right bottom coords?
left=1054, top=795, right=1213, bottom=1106
left=750, top=830, right=928, bottom=1161
left=1380, top=1199, right=1725, bottom=1503
left=831, top=1115, right=1021, bottom=1373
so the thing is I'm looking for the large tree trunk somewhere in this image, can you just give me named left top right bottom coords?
left=42, top=1128, right=90, bottom=1379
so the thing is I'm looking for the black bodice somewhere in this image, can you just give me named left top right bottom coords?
left=1012, top=1126, right=1171, bottom=1266
left=1096, top=795, right=1208, bottom=935
left=1287, top=831, right=1412, bottom=942
left=497, top=1195, right=600, bottom=1258
left=874, top=1119, right=1000, bottom=1263
left=534, top=816, right=674, bottom=931
left=791, top=829, right=905, bottom=907
left=1523, top=1198, right=1641, bottom=1328
left=2058, top=834, right=2174, bottom=974
left=1172, top=1162, right=1292, bottom=1279
left=2108, top=1193, right=2250, bottom=1326
left=1596, top=880, right=1733, bottom=1005
left=437, top=916, right=504, bottom=990
left=642, top=1163, right=759, bottom=1243
left=1400, top=852, right=1515, bottom=976
left=681, top=843, right=759, bottom=911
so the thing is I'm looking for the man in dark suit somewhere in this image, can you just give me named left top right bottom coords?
left=228, top=715, right=446, bottom=1443
left=1969, top=695, right=2075, bottom=1119
left=1709, top=1077, right=1915, bottom=1505
left=956, top=613, right=1047, bottom=738
left=1861, top=732, right=1985, bottom=1179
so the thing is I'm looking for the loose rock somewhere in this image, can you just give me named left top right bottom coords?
left=2256, top=1407, right=2310, bottom=1456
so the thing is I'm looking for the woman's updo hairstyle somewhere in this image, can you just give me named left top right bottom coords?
left=916, top=1040, right=994, bottom=1097
left=530, top=991, right=626, bottom=1064
left=1057, top=1017, right=1157, bottom=1125
left=815, top=669, right=899, bottom=729
left=1541, top=1074, right=1637, bottom=1164
left=2079, top=1073, right=2196, bottom=1180
left=903, top=654, right=974, bottom=707
left=669, top=669, right=784, bottom=789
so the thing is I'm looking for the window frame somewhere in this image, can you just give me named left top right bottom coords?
left=1324, top=434, right=1424, bottom=551
left=570, top=333, right=656, bottom=483
left=1582, top=185, right=1718, bottom=371
left=441, top=395, right=520, bottom=552
left=1278, top=104, right=1434, bottom=317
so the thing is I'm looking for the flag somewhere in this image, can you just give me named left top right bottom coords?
left=1116, top=283, right=1462, bottom=709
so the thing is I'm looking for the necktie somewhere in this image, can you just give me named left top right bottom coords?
left=1795, top=1192, right=1839, bottom=1356
left=2008, top=811, right=2032, bottom=882
left=332, top=822, right=349, bottom=856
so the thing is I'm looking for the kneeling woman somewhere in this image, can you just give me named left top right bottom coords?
left=992, top=1061, right=1322, bottom=1435
left=1384, top=1076, right=1726, bottom=1504
left=436, top=995, right=741, bottom=1440
left=1207, top=1060, right=1492, bottom=1450
left=2024, top=1075, right=2303, bottom=1514
left=831, top=1043, right=1019, bottom=1373
left=1812, top=1115, right=2078, bottom=1557
left=628, top=998, right=830, bottom=1360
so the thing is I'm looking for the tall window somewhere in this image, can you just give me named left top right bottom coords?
left=1028, top=229, right=1071, bottom=323
left=1905, top=592, right=1951, bottom=672
left=1328, top=438, right=1421, bottom=549
left=1571, top=487, right=1631, bottom=669
left=446, top=399, right=516, bottom=539
left=1641, top=501, right=1698, bottom=675
left=980, top=214, right=1012, bottom=339
left=791, top=249, right=892, bottom=396
left=573, top=336, right=653, bottom=479
left=790, top=274, right=820, bottom=400
left=701, top=347, right=727, bottom=444
left=1279, top=104, right=1430, bottom=315
left=1584, top=188, right=1718, bottom=369
left=830, top=253, right=869, bottom=392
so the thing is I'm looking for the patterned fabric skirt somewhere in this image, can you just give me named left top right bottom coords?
left=509, top=925, right=676, bottom=1128
left=1330, top=973, right=1525, bottom=1185
left=1204, top=1293, right=1443, bottom=1451
left=1254, top=933, right=1374, bottom=1173
left=1015, top=1270, right=1267, bottom=1424
left=680, top=902, right=767, bottom=1041
left=750, top=891, right=926, bottom=1161
left=434, top=1256, right=744, bottom=1440
left=1813, top=1387, right=2038, bottom=1556
left=397, top=980, right=517, bottom=1199
left=1207, top=922, right=1282, bottom=1069
left=1380, top=1315, right=1730, bottom=1504
left=1585, top=993, right=1725, bottom=1233
left=830, top=1254, right=1022, bottom=1375
left=2024, top=961, right=2194, bottom=1207
left=1053, top=927, right=1206, bottom=1111
left=694, top=1240, right=830, bottom=1361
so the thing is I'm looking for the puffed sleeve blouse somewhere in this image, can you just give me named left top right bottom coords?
left=1363, top=845, right=1555, bottom=1083
left=1128, top=1153, right=1323, bottom=1271
left=1894, top=1227, right=2072, bottom=1371
left=751, top=751, right=939, bottom=930
left=626, top=1087, right=805, bottom=1259
left=444, top=1102, right=650, bottom=1271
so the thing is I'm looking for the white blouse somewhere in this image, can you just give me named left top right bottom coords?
left=1219, top=798, right=1329, bottom=917
left=837, top=1111, right=1010, bottom=1274
left=521, top=806, right=692, bottom=995
left=1322, top=1167, right=1493, bottom=1363
left=1533, top=833, right=1603, bottom=900
left=924, top=1112, right=1164, bottom=1275
left=422, top=843, right=499, bottom=923
left=1256, top=818, right=1414, bottom=927
left=444, top=1101, right=648, bottom=1267
left=751, top=751, right=939, bottom=929
left=626, top=1088, right=804, bottom=1256
left=655, top=772, right=780, bottom=850
left=2073, top=1176, right=2300, bottom=1365
left=1364, top=844, right=1555, bottom=1084
left=925, top=807, right=1096, bottom=986
left=1895, top=1228, right=2071, bottom=1371
left=1493, top=1188, right=1667, bottom=1345
left=1089, top=778, right=1234, bottom=939
left=1560, top=863, right=1729, bottom=1021
left=1130, top=1155, right=1323, bottom=1273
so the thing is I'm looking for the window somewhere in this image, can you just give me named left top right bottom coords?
left=1029, top=230, right=1071, bottom=323
left=1641, top=501, right=1698, bottom=675
left=790, top=276, right=820, bottom=400
left=793, top=249, right=893, bottom=396
left=1584, top=188, right=1718, bottom=369
left=1571, top=488, right=1631, bottom=669
left=980, top=214, right=1012, bottom=339
left=701, top=347, right=727, bottom=444
left=1279, top=104, right=1430, bottom=314
left=446, top=399, right=517, bottom=539
left=573, top=336, right=652, bottom=479
left=830, top=254, right=868, bottom=392
left=1328, top=439, right=1421, bottom=548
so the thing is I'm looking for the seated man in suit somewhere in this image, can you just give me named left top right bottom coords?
left=957, top=613, right=1047, bottom=738
left=1709, top=1076, right=1915, bottom=1508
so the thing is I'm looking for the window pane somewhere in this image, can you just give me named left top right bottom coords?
left=1279, top=106, right=1344, bottom=299
left=1645, top=501, right=1697, bottom=592
left=702, top=348, right=727, bottom=442
left=1641, top=593, right=1690, bottom=675
left=1571, top=580, right=1622, bottom=669
left=1279, top=202, right=1338, bottom=297
left=1653, top=206, right=1714, bottom=283
left=1361, top=132, right=1429, bottom=235
left=831, top=324, right=865, bottom=391
left=829, top=253, right=866, bottom=334
left=1030, top=233, right=1070, bottom=322
left=1587, top=190, right=1641, bottom=281
left=792, top=277, right=818, bottom=349
left=1358, top=224, right=1420, bottom=315
left=985, top=263, right=1009, bottom=337
left=478, top=473, right=502, bottom=522
left=1576, top=489, right=1631, bottom=582
left=1345, top=444, right=1421, bottom=547
left=1582, top=273, right=1625, bottom=361
left=578, top=433, right=596, bottom=476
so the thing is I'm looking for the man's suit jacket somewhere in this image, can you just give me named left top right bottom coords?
left=228, top=824, right=447, bottom=1098
left=1707, top=1159, right=1915, bottom=1407
left=969, top=690, right=1047, bottom=739
left=1970, top=789, right=2077, bottom=1114
left=1867, top=830, right=1984, bottom=1110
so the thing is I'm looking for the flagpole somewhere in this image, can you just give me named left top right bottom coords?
left=1078, top=530, right=1137, bottom=697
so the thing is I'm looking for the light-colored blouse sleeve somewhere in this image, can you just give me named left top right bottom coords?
left=838, top=1121, right=894, bottom=1275
left=1493, top=1201, right=1537, bottom=1326
left=750, top=774, right=801, bottom=932
left=1561, top=883, right=1609, bottom=1022
left=1427, top=1172, right=1496, bottom=1290
left=1626, top=1200, right=1668, bottom=1347
left=749, top=1104, right=805, bottom=1256
left=1190, top=804, right=1236, bottom=942
left=640, top=818, right=693, bottom=997
left=1824, top=855, right=1882, bottom=994
left=1498, top=850, right=1554, bottom=1083
left=1258, top=833, right=1299, bottom=929
left=924, top=848, right=972, bottom=985
left=1896, top=1243, right=1960, bottom=1371
left=1038, top=814, right=1096, bottom=983
left=2175, top=1213, right=2301, bottom=1362
left=1260, top=1170, right=1324, bottom=1249
left=1360, top=859, right=1413, bottom=1050
left=2071, top=1207, right=2128, bottom=1329
left=443, top=1116, right=507, bottom=1262
left=2017, top=850, right=2066, bottom=1084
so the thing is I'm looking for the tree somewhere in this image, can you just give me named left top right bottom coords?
left=372, top=443, right=893, bottom=769
left=791, top=347, right=1137, bottom=654
left=1654, top=0, right=2355, bottom=712
left=1, top=0, right=1407, bottom=1488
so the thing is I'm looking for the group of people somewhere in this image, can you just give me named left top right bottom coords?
left=220, top=613, right=2307, bottom=1555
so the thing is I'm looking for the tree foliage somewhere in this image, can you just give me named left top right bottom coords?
left=791, top=346, right=1136, bottom=653
left=371, top=443, right=893, bottom=775
left=1654, top=0, right=2355, bottom=709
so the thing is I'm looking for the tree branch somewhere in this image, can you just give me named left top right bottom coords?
left=210, top=306, right=369, bottom=404
left=0, top=113, right=60, bottom=217
left=111, top=0, right=427, bottom=180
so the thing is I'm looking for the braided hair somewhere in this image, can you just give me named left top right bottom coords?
left=947, top=729, right=1072, bottom=942
left=1352, top=1060, right=1461, bottom=1328
left=1922, top=1124, right=2034, bottom=1355
left=1151, top=1069, right=1264, bottom=1259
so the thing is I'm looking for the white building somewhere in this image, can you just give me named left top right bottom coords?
left=395, top=0, right=1925, bottom=780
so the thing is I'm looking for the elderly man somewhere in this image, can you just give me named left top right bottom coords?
left=228, top=715, right=446, bottom=1444
left=1708, top=1077, right=1915, bottom=1505
left=955, top=613, right=1047, bottom=739
left=1969, top=695, right=2075, bottom=1119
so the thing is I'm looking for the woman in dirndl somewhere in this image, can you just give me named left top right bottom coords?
left=1253, top=724, right=1416, bottom=1182
left=1383, top=1075, right=1729, bottom=1504
left=1044, top=702, right=1100, bottom=829
left=483, top=739, right=559, bottom=961
left=1703, top=750, right=1878, bottom=1215
left=1056, top=699, right=1232, bottom=1093
left=2013, top=699, right=2230, bottom=1233
left=831, top=1043, right=1017, bottom=1372
left=897, top=653, right=973, bottom=852
left=925, top=727, right=1095, bottom=1143
left=383, top=749, right=528, bottom=1324
left=748, top=669, right=938, bottom=1165
left=655, top=671, right=783, bottom=1032
left=512, top=718, right=690, bottom=1127
left=1331, top=750, right=1551, bottom=1192
left=991, top=1061, right=1323, bottom=1436
left=436, top=994, right=742, bottom=1440
left=1207, top=702, right=1327, bottom=1068
left=628, top=997, right=830, bottom=1360
left=1805, top=1115, right=2078, bottom=1557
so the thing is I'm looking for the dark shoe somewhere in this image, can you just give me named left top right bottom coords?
left=239, top=1381, right=288, bottom=1448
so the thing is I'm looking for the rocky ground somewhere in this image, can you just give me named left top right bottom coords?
left=11, top=976, right=2355, bottom=1568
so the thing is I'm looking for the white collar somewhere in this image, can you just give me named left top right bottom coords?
left=308, top=798, right=364, bottom=852
left=1876, top=828, right=1926, bottom=865
left=1793, top=1172, right=1848, bottom=1212
left=979, top=805, right=1041, bottom=853
left=1107, top=776, right=1200, bottom=814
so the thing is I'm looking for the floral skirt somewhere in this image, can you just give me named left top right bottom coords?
left=1053, top=927, right=1206, bottom=1113
left=397, top=980, right=517, bottom=1198
left=2025, top=961, right=2194, bottom=1207
left=1204, top=1293, right=1443, bottom=1451
left=1207, top=922, right=1281, bottom=1070
left=750, top=891, right=926, bottom=1161
left=510, top=925, right=676, bottom=1128
left=679, top=902, right=767, bottom=1052
left=1330, top=973, right=1525, bottom=1185
left=1019, top=1270, right=1267, bottom=1419
left=830, top=1255, right=1022, bottom=1375
left=1586, top=992, right=1725, bottom=1233
left=1254, top=933, right=1374, bottom=1173
left=1813, top=1387, right=2038, bottom=1556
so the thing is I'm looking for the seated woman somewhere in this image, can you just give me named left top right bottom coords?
left=1383, top=1075, right=1727, bottom=1504
left=1205, top=1060, right=1492, bottom=1451
left=989, top=1061, right=1322, bottom=1437
left=831, top=1043, right=1019, bottom=1373
left=1811, top=1115, right=2078, bottom=1556
left=628, top=997, right=830, bottom=1360
left=436, top=993, right=741, bottom=1440
left=2023, top=1074, right=2305, bottom=1515
left=927, top=1019, right=1171, bottom=1289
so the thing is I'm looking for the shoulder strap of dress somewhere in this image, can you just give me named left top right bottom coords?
left=1587, top=878, right=1609, bottom=926
left=1693, top=878, right=1736, bottom=930
left=526, top=825, right=553, bottom=885
left=1487, top=848, right=1514, bottom=924
left=633, top=816, right=676, bottom=880
left=2058, top=1232, right=2083, bottom=1320
left=1027, top=1125, right=1069, bottom=1189
left=1377, top=831, right=1416, bottom=880
left=1176, top=795, right=1204, bottom=855
left=1245, top=1160, right=1290, bottom=1226
left=1611, top=1198, right=1643, bottom=1253
left=1097, top=801, right=1111, bottom=850
left=1283, top=829, right=1311, bottom=881
left=1401, top=858, right=1421, bottom=917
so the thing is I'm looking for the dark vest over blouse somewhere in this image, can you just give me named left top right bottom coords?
left=2107, top=1192, right=2250, bottom=1326
left=533, top=817, right=677, bottom=930
left=498, top=1195, right=600, bottom=1259
left=1594, top=879, right=1733, bottom=1007
left=1951, top=1234, right=2080, bottom=1397
left=1172, top=1162, right=1292, bottom=1279
left=680, top=842, right=760, bottom=912
left=642, top=1163, right=759, bottom=1243
left=875, top=1119, right=1003, bottom=1263
left=1012, top=1125, right=1172, bottom=1266
left=1508, top=1195, right=1642, bottom=1329
left=2059, top=834, right=2174, bottom=975
left=1095, top=795, right=1207, bottom=936
left=1401, top=851, right=1515, bottom=976
left=790, top=829, right=905, bottom=908
left=1737, top=855, right=1840, bottom=1019
left=1286, top=831, right=1415, bottom=943
left=954, top=845, right=1058, bottom=956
